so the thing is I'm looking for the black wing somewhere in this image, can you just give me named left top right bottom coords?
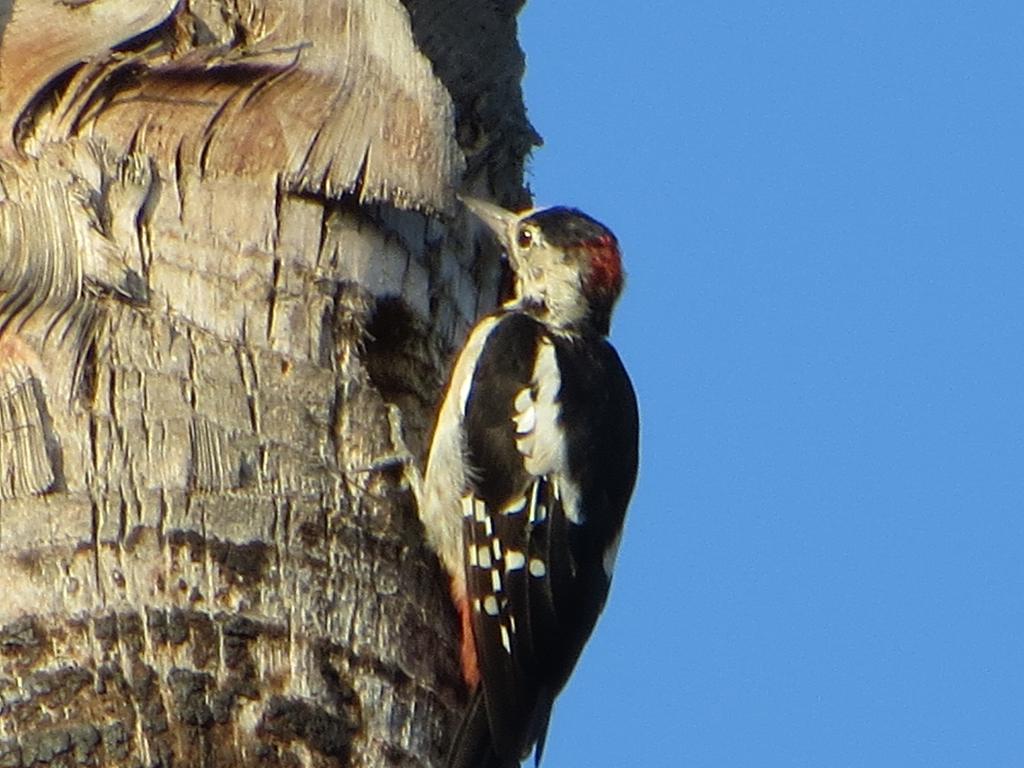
left=452, top=311, right=639, bottom=767
left=461, top=312, right=543, bottom=761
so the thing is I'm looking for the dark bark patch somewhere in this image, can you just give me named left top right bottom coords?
left=100, top=722, right=130, bottom=761
left=117, top=612, right=144, bottom=654
left=222, top=641, right=257, bottom=699
left=167, top=529, right=205, bottom=562
left=253, top=743, right=302, bottom=768
left=92, top=614, right=118, bottom=652
left=146, top=607, right=169, bottom=645
left=69, top=725, right=101, bottom=764
left=0, top=617, right=42, bottom=655
left=209, top=539, right=270, bottom=585
left=382, top=742, right=409, bottom=766
left=298, top=520, right=326, bottom=548
left=221, top=615, right=274, bottom=702
left=258, top=697, right=355, bottom=766
left=24, top=666, right=93, bottom=708
left=95, top=663, right=121, bottom=696
left=124, top=524, right=147, bottom=552
left=167, top=608, right=189, bottom=645
left=222, top=634, right=252, bottom=673
left=221, top=615, right=259, bottom=639
left=168, top=668, right=214, bottom=728
left=186, top=612, right=218, bottom=669
left=399, top=0, right=537, bottom=205
left=130, top=663, right=169, bottom=736
left=210, top=688, right=236, bottom=724
left=226, top=669, right=260, bottom=703
left=314, top=642, right=362, bottom=726
left=0, top=739, right=20, bottom=768
left=20, top=728, right=71, bottom=765
left=12, top=549, right=43, bottom=575
left=219, top=613, right=287, bottom=642
left=0, top=724, right=104, bottom=767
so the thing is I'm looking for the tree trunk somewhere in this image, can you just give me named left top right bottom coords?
left=0, top=1, right=536, bottom=766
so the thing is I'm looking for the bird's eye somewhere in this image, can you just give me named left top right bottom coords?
left=517, top=228, right=534, bottom=249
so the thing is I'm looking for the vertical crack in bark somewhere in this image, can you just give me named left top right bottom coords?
left=236, top=347, right=260, bottom=438
left=173, top=140, right=187, bottom=221
left=266, top=255, right=281, bottom=346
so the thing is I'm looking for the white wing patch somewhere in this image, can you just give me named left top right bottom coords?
left=501, top=495, right=527, bottom=515
left=477, top=545, right=492, bottom=569
left=603, top=528, right=623, bottom=578
left=464, top=488, right=518, bottom=656
left=513, top=338, right=565, bottom=477
left=513, top=388, right=537, bottom=434
left=505, top=550, right=526, bottom=571
left=483, top=596, right=500, bottom=616
left=551, top=475, right=583, bottom=525
left=511, top=338, right=584, bottom=525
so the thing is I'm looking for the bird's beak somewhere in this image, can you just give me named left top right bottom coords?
left=459, top=195, right=520, bottom=252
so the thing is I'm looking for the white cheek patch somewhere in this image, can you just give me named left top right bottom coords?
left=513, top=253, right=590, bottom=330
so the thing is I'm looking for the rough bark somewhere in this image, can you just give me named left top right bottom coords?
left=0, top=1, right=536, bottom=766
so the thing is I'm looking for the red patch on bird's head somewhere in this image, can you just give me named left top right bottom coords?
left=524, top=206, right=626, bottom=333
left=580, top=234, right=624, bottom=302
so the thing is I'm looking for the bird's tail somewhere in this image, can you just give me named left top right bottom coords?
left=446, top=689, right=516, bottom=768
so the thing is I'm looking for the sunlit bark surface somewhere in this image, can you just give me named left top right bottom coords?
left=0, top=1, right=536, bottom=765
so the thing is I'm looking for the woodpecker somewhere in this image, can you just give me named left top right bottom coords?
left=420, top=197, right=639, bottom=768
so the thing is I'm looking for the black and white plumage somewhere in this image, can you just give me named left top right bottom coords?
left=421, top=198, right=639, bottom=768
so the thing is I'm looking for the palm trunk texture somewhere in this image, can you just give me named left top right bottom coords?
left=0, top=1, right=538, bottom=766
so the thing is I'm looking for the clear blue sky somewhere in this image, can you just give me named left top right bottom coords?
left=518, top=3, right=1024, bottom=766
